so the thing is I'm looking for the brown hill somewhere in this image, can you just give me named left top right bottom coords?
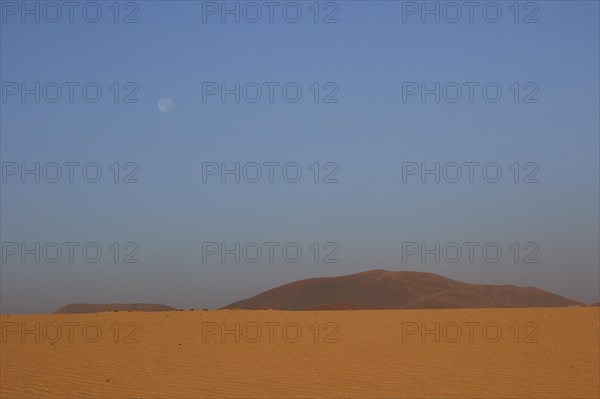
left=224, top=270, right=582, bottom=310
left=53, top=303, right=177, bottom=314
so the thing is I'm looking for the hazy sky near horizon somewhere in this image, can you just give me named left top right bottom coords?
left=1, top=0, right=599, bottom=313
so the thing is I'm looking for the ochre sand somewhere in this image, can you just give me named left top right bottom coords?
left=1, top=308, right=598, bottom=398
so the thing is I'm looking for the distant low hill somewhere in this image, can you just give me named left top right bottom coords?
left=224, top=270, right=582, bottom=310
left=53, top=303, right=177, bottom=314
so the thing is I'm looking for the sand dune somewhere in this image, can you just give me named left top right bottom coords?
left=1, top=307, right=598, bottom=398
left=225, top=270, right=582, bottom=310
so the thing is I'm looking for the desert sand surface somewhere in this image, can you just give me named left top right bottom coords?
left=1, top=307, right=598, bottom=398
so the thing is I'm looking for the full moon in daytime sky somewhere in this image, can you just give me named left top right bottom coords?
left=158, top=98, right=174, bottom=112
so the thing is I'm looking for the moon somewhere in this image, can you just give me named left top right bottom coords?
left=158, top=98, right=174, bottom=112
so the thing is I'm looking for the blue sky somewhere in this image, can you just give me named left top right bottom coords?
left=1, top=0, right=599, bottom=313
